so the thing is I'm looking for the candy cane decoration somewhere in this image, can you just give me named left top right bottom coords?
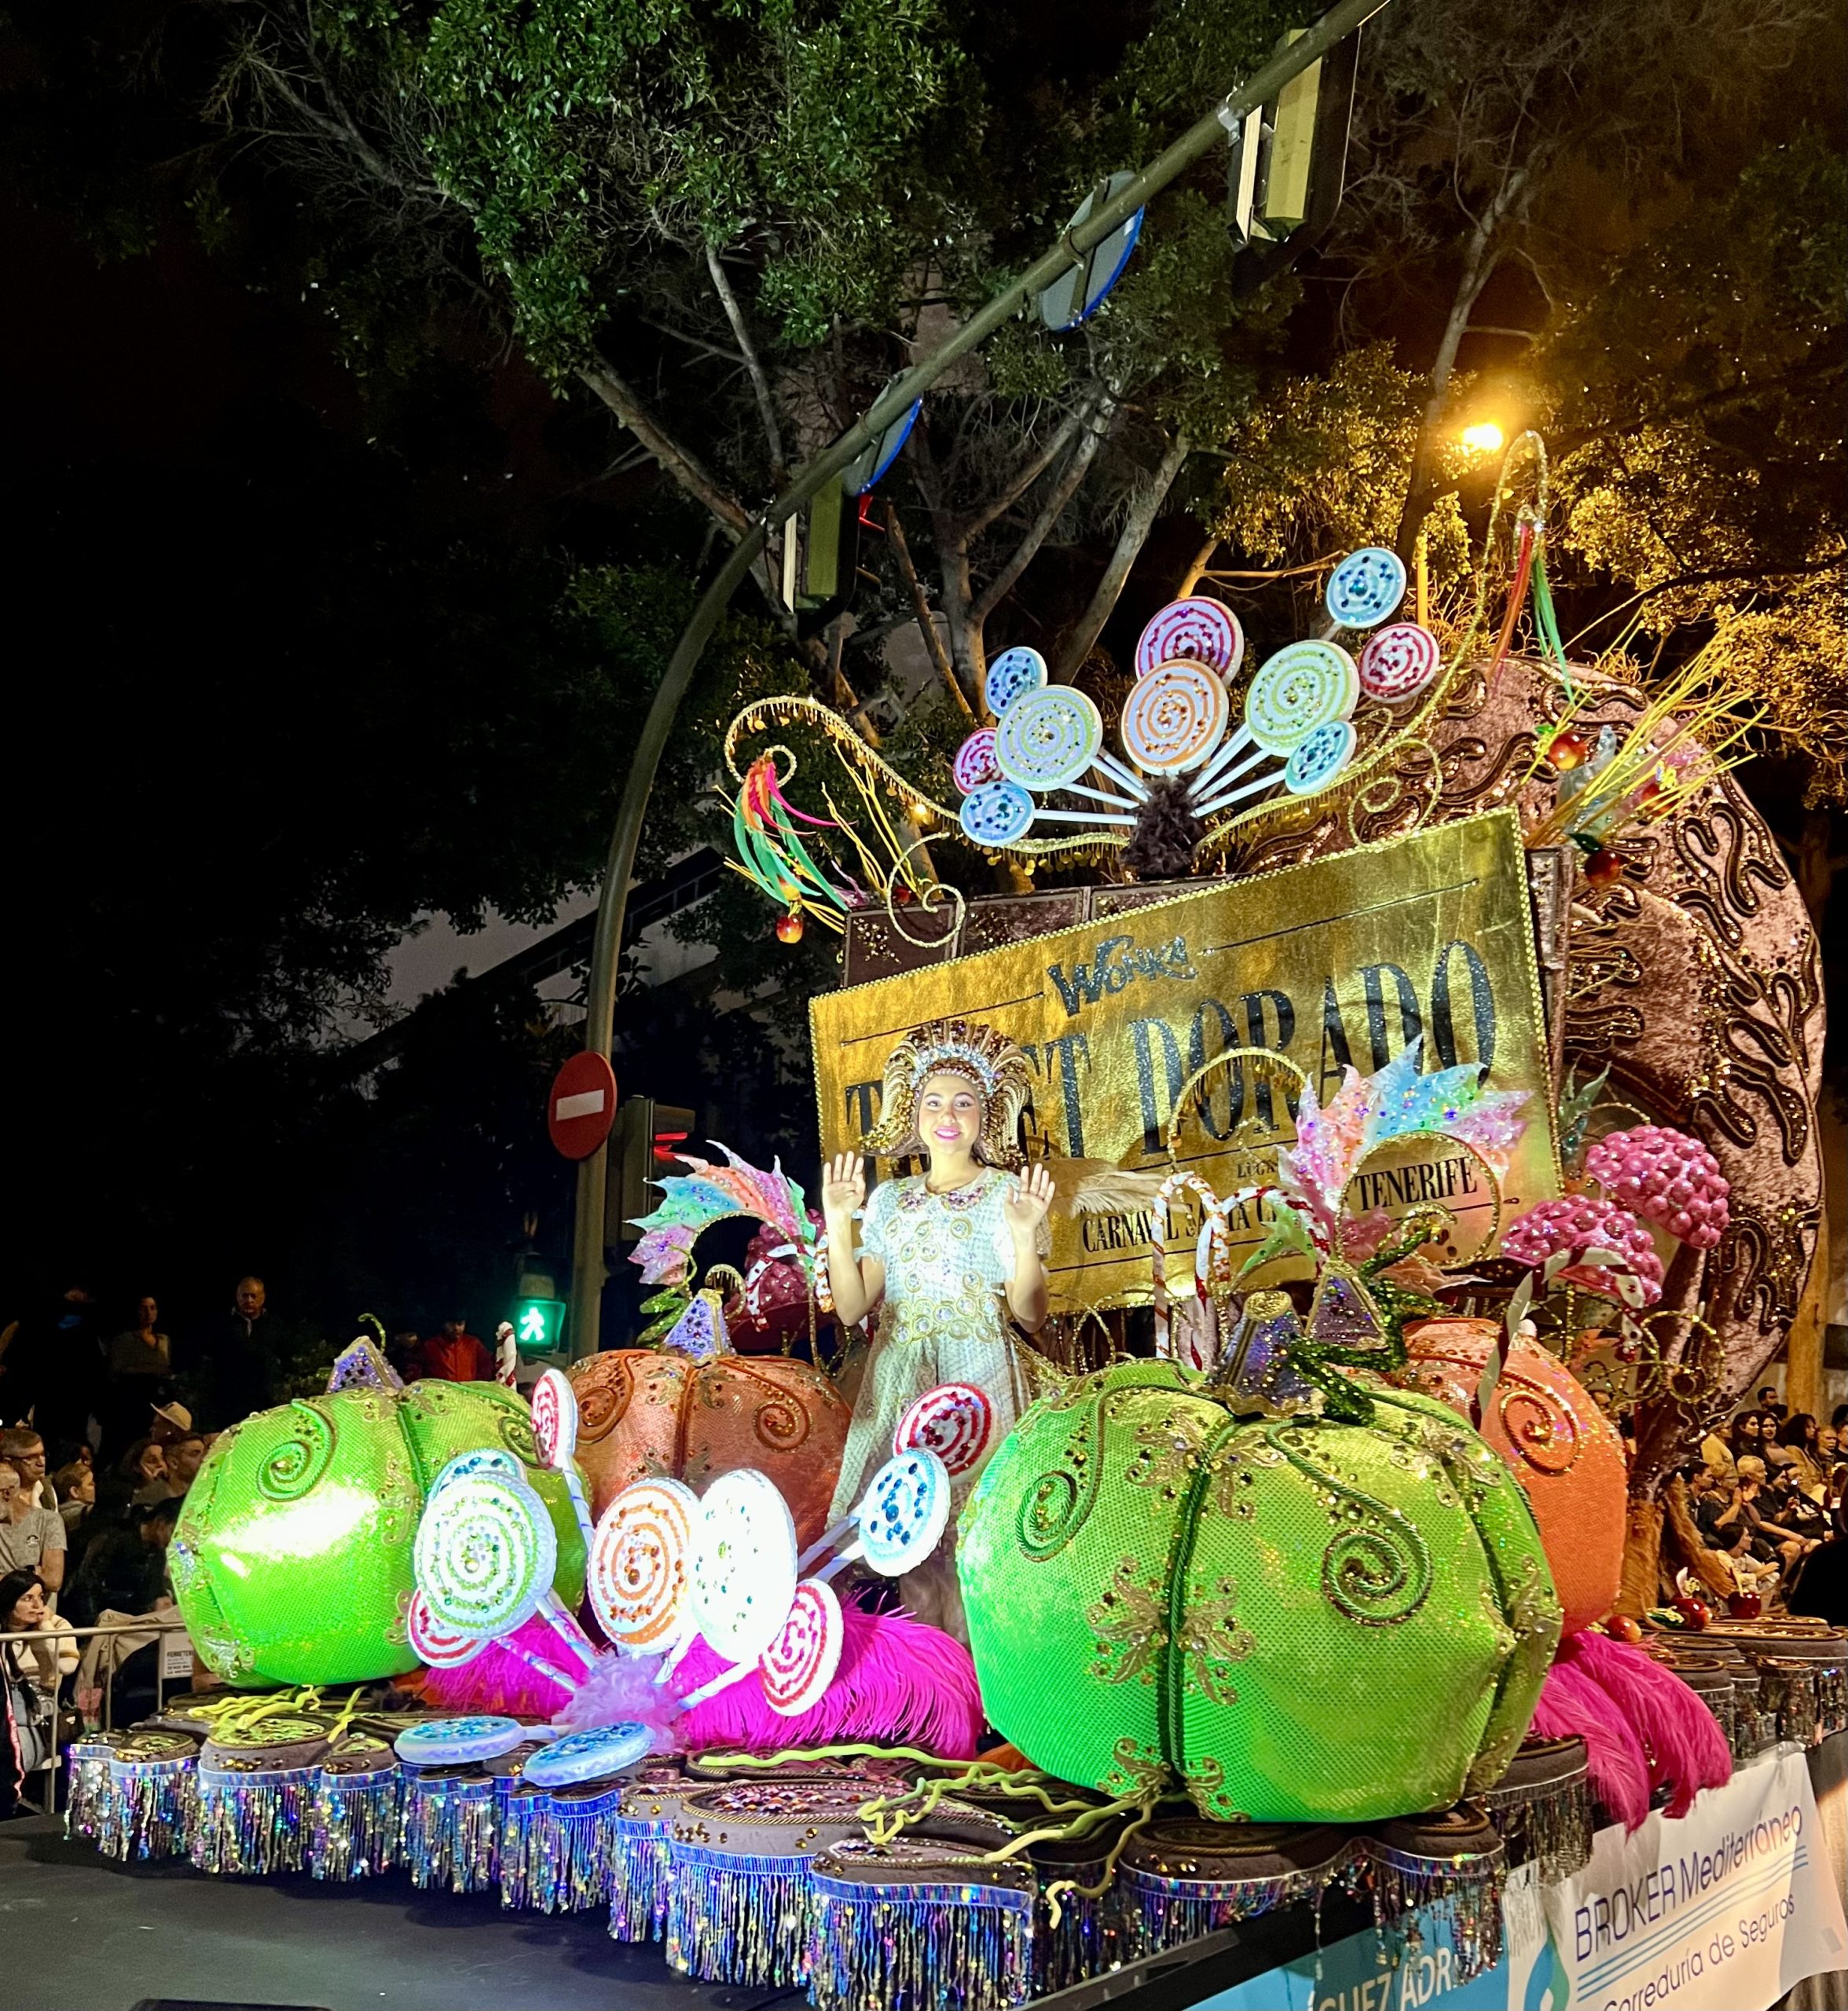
left=1147, top=1172, right=1230, bottom=1359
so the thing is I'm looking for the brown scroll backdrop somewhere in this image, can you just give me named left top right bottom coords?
left=1227, top=656, right=1824, bottom=1496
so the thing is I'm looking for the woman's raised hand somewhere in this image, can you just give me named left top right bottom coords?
left=1003, top=1161, right=1055, bottom=1236
left=823, top=1151, right=867, bottom=1218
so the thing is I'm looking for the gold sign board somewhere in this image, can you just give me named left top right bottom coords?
left=811, top=809, right=1561, bottom=1310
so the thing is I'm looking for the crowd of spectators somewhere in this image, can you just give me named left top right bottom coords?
left=1682, top=1388, right=1848, bottom=1621
left=0, top=1275, right=514, bottom=1815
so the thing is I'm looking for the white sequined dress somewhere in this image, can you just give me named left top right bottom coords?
left=828, top=1167, right=1050, bottom=1639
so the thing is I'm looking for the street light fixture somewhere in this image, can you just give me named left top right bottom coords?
left=1460, top=422, right=1505, bottom=456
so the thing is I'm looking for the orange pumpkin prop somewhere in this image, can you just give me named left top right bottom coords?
left=568, top=1350, right=850, bottom=1549
left=1400, top=1318, right=1626, bottom=1636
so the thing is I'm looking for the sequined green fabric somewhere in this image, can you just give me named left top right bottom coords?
left=959, top=1361, right=1560, bottom=1822
left=170, top=1381, right=587, bottom=1686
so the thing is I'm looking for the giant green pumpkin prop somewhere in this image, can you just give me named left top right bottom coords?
left=959, top=1360, right=1560, bottom=1822
left=170, top=1380, right=586, bottom=1687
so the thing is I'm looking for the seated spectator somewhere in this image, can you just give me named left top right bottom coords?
left=1774, top=1413, right=1826, bottom=1495
left=1728, top=1410, right=1767, bottom=1464
left=1, top=1570, right=61, bottom=1816
left=1733, top=1456, right=1820, bottom=1576
left=1769, top=1467, right=1828, bottom=1540
left=160, top=1432, right=207, bottom=1499
left=65, top=1496, right=178, bottom=1629
left=116, top=1438, right=169, bottom=1508
left=1755, top=1383, right=1786, bottom=1423
left=51, top=1462, right=94, bottom=1541
left=416, top=1318, right=494, bottom=1384
left=0, top=1428, right=53, bottom=1511
left=0, top=1456, right=65, bottom=1598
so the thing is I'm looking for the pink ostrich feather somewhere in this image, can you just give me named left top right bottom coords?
left=416, top=1613, right=583, bottom=1717
left=1531, top=1658, right=1652, bottom=1830
left=673, top=1603, right=983, bottom=1757
left=1559, top=1630, right=1731, bottom=1819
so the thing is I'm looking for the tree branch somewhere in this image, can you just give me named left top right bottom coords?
left=1566, top=546, right=1847, bottom=643
left=1394, top=167, right=1530, bottom=558
left=962, top=404, right=1090, bottom=542
left=885, top=504, right=977, bottom=723
left=574, top=361, right=750, bottom=537
left=971, top=393, right=1113, bottom=628
left=1054, top=431, right=1192, bottom=681
left=705, top=244, right=786, bottom=483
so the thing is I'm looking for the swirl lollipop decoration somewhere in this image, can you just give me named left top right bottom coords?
left=798, top=1449, right=953, bottom=1584
left=893, top=1383, right=996, bottom=1477
left=588, top=1478, right=698, bottom=1651
left=1135, top=598, right=1244, bottom=680
left=1284, top=719, right=1358, bottom=796
left=996, top=687, right=1105, bottom=789
left=688, top=1469, right=800, bottom=1666
left=759, top=1580, right=844, bottom=1715
left=412, top=1459, right=595, bottom=1687
left=407, top=1588, right=486, bottom=1670
left=676, top=1574, right=845, bottom=1716
left=1120, top=661, right=1230, bottom=773
left=952, top=728, right=1001, bottom=794
left=1358, top=623, right=1442, bottom=703
left=984, top=646, right=1047, bottom=718
left=959, top=779, right=1038, bottom=847
left=530, top=1368, right=596, bottom=1557
left=1325, top=547, right=1407, bottom=630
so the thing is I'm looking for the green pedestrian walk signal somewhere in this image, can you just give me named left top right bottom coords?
left=513, top=1297, right=566, bottom=1354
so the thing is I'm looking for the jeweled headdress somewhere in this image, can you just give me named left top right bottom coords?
left=860, top=1017, right=1030, bottom=1170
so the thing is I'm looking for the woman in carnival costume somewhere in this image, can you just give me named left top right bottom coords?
left=822, top=1016, right=1055, bottom=1637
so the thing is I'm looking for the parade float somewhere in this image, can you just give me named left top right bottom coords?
left=69, top=442, right=1843, bottom=2011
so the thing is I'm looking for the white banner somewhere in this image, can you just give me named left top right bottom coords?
left=1536, top=1745, right=1848, bottom=2011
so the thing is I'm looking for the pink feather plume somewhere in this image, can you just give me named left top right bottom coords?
left=673, top=1603, right=983, bottom=1757
left=1531, top=1658, right=1652, bottom=1830
left=1558, top=1630, right=1731, bottom=1819
left=415, top=1613, right=582, bottom=1718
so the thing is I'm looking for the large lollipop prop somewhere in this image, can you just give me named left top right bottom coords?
left=650, top=1467, right=799, bottom=1690
left=674, top=1576, right=845, bottom=1716
left=587, top=1478, right=698, bottom=1657
left=530, top=1367, right=596, bottom=1557
left=1135, top=598, right=1244, bottom=682
left=959, top=669, right=1146, bottom=847
left=893, top=1382, right=996, bottom=1475
left=412, top=1460, right=596, bottom=1687
left=798, top=1448, right=952, bottom=1585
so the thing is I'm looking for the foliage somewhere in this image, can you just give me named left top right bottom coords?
left=1543, top=134, right=1848, bottom=801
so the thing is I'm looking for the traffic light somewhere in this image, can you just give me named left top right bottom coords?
left=1224, top=22, right=1361, bottom=294
left=512, top=1296, right=566, bottom=1355
left=607, top=1097, right=698, bottom=1244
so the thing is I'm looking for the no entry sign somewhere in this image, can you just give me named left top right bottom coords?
left=547, top=1051, right=618, bottom=1160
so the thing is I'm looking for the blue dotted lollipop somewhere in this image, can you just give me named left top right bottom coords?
left=959, top=779, right=1036, bottom=846
left=984, top=646, right=1048, bottom=718
left=1326, top=548, right=1407, bottom=631
left=1284, top=718, right=1358, bottom=796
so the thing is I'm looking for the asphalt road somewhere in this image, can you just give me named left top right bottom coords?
left=0, top=1816, right=761, bottom=2011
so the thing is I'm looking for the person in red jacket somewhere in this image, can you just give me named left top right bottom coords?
left=415, top=1318, right=495, bottom=1383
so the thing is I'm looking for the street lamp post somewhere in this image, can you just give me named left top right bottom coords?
left=568, top=0, right=1394, bottom=1354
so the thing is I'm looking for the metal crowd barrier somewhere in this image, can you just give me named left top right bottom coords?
left=2, top=1615, right=195, bottom=1815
